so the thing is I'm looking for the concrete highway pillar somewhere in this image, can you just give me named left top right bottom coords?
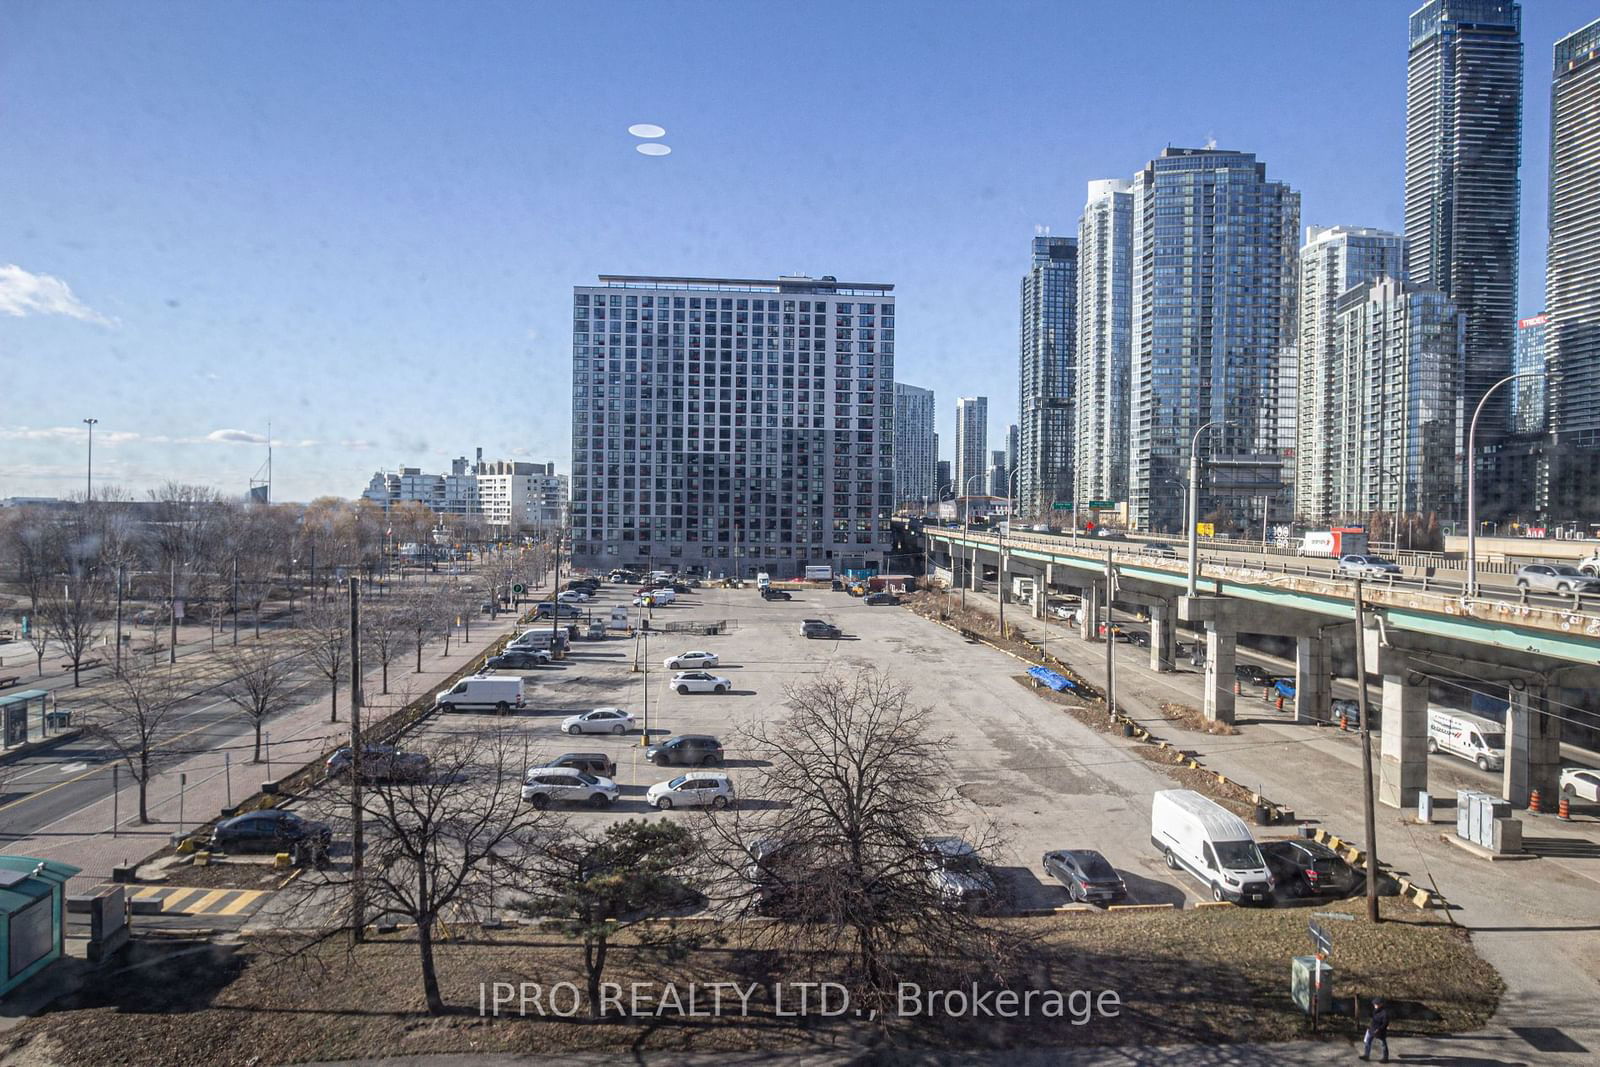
left=1294, top=635, right=1331, bottom=724
left=1031, top=573, right=1045, bottom=620
left=1503, top=685, right=1561, bottom=808
left=1376, top=648, right=1428, bottom=810
left=1149, top=600, right=1176, bottom=672
left=1079, top=584, right=1101, bottom=642
left=1179, top=595, right=1236, bottom=724
left=1202, top=622, right=1237, bottom=724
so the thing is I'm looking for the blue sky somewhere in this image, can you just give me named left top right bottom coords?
left=2, top=0, right=1591, bottom=501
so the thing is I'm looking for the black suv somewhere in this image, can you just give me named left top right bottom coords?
left=863, top=592, right=899, bottom=606
left=548, top=751, right=618, bottom=778
left=761, top=587, right=793, bottom=601
left=1234, top=664, right=1273, bottom=686
left=802, top=620, right=842, bottom=639
left=645, top=734, right=725, bottom=767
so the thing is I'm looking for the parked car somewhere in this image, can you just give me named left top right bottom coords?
left=919, top=837, right=996, bottom=909
left=561, top=707, right=635, bottom=735
left=1234, top=664, right=1274, bottom=687
left=1427, top=709, right=1505, bottom=771
left=1259, top=839, right=1358, bottom=899
left=802, top=621, right=842, bottom=640
left=1150, top=789, right=1273, bottom=905
left=536, top=602, right=582, bottom=619
left=1128, top=630, right=1151, bottom=648
left=761, top=587, right=793, bottom=601
left=326, top=744, right=431, bottom=783
left=1140, top=543, right=1179, bottom=558
left=521, top=766, right=619, bottom=809
left=547, top=751, right=617, bottom=778
left=1042, top=849, right=1127, bottom=905
left=1337, top=554, right=1403, bottom=577
left=1097, top=623, right=1132, bottom=642
left=1331, top=697, right=1362, bottom=726
left=646, top=734, right=725, bottom=767
left=435, top=675, right=525, bottom=714
left=1515, top=564, right=1600, bottom=594
left=671, top=670, right=732, bottom=694
left=664, top=650, right=719, bottom=670
left=556, top=590, right=590, bottom=603
left=1560, top=766, right=1600, bottom=803
left=671, top=583, right=692, bottom=594
left=487, top=649, right=551, bottom=670
left=864, top=592, right=900, bottom=606
left=648, top=771, right=736, bottom=810
left=210, top=809, right=331, bottom=853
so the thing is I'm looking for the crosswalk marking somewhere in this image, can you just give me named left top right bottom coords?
left=108, top=884, right=269, bottom=917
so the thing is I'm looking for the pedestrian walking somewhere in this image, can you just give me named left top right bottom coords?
left=1359, top=996, right=1391, bottom=1062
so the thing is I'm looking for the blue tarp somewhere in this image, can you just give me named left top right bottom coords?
left=1028, top=666, right=1079, bottom=692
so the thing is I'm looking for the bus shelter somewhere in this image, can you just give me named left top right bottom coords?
left=0, top=857, right=80, bottom=998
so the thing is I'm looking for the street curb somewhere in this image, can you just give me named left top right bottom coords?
left=0, top=727, right=84, bottom=765
left=1311, top=828, right=1447, bottom=909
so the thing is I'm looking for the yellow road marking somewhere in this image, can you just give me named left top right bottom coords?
left=160, top=888, right=201, bottom=911
left=215, top=890, right=264, bottom=916
left=130, top=886, right=162, bottom=900
left=184, top=889, right=231, bottom=914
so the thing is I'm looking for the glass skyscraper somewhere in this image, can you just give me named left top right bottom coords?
left=1129, top=148, right=1300, bottom=534
left=1405, top=1, right=1523, bottom=465
left=1513, top=313, right=1548, bottom=435
left=954, top=396, right=989, bottom=500
left=1547, top=18, right=1600, bottom=447
left=569, top=274, right=894, bottom=577
left=1295, top=226, right=1408, bottom=523
left=893, top=382, right=936, bottom=505
left=1074, top=179, right=1134, bottom=510
left=1018, top=236, right=1078, bottom=518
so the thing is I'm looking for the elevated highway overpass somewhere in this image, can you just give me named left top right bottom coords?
left=915, top=524, right=1600, bottom=814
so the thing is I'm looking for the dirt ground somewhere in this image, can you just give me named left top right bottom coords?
left=1, top=906, right=1499, bottom=1066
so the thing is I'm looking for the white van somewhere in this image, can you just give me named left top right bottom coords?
left=756, top=571, right=772, bottom=590
left=436, top=675, right=525, bottom=715
left=1427, top=709, right=1505, bottom=772
left=1150, top=789, right=1274, bottom=905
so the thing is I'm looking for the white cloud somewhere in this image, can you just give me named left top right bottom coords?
left=0, top=264, right=116, bottom=326
left=206, top=429, right=268, bottom=444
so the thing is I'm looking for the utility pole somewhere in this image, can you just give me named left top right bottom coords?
left=169, top=560, right=178, bottom=665
left=232, top=557, right=240, bottom=646
left=1105, top=545, right=1117, bottom=717
left=550, top=527, right=562, bottom=645
left=82, top=418, right=97, bottom=502
left=1352, top=578, right=1379, bottom=924
left=348, top=577, right=365, bottom=944
left=114, top=564, right=123, bottom=672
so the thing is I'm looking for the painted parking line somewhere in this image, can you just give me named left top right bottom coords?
left=117, top=885, right=269, bottom=917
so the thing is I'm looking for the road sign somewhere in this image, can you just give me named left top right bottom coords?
left=1309, top=918, right=1333, bottom=957
left=512, top=583, right=526, bottom=594
left=1051, top=502, right=1074, bottom=511
left=1087, top=499, right=1117, bottom=509
left=1196, top=522, right=1216, bottom=537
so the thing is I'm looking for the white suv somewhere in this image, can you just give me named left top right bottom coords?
left=521, top=767, right=619, bottom=809
left=664, top=650, right=719, bottom=670
left=648, top=772, right=735, bottom=810
left=671, top=671, right=732, bottom=695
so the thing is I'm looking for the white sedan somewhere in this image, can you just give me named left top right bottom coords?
left=560, top=707, right=636, bottom=734
left=1561, top=767, right=1600, bottom=803
left=670, top=671, right=732, bottom=695
left=557, top=590, right=590, bottom=603
left=664, top=650, right=719, bottom=670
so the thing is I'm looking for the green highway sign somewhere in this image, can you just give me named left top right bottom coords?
left=1087, top=499, right=1117, bottom=509
left=1052, top=502, right=1074, bottom=510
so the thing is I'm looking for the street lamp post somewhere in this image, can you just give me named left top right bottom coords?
left=82, top=418, right=97, bottom=502
left=1467, top=371, right=1539, bottom=597
left=998, top=469, right=1020, bottom=635
left=962, top=474, right=982, bottom=608
left=1186, top=421, right=1228, bottom=597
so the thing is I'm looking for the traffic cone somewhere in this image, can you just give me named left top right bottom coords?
left=1234, top=680, right=1242, bottom=695
left=1276, top=695, right=1285, bottom=712
left=1558, top=794, right=1572, bottom=820
left=1340, top=713, right=1348, bottom=731
left=1529, top=788, right=1542, bottom=814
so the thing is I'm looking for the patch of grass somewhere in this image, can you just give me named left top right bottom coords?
left=4, top=908, right=1498, bottom=1066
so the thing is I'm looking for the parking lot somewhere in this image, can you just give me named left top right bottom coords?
left=400, top=575, right=1271, bottom=912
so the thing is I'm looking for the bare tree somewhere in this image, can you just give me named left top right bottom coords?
left=22, top=617, right=51, bottom=678
left=40, top=573, right=109, bottom=687
left=361, top=594, right=408, bottom=695
left=86, top=659, right=187, bottom=823
left=219, top=642, right=301, bottom=763
left=299, top=595, right=348, bottom=723
left=291, top=727, right=548, bottom=1014
left=701, top=668, right=1008, bottom=1012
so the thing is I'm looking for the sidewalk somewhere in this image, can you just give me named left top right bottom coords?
left=959, top=589, right=1600, bottom=1063
left=0, top=597, right=531, bottom=894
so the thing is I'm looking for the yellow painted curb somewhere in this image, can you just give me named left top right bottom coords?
left=1107, top=903, right=1176, bottom=912
left=1194, top=900, right=1234, bottom=908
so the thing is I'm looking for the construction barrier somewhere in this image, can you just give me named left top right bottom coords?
left=1559, top=794, right=1571, bottom=820
left=1529, top=789, right=1543, bottom=814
